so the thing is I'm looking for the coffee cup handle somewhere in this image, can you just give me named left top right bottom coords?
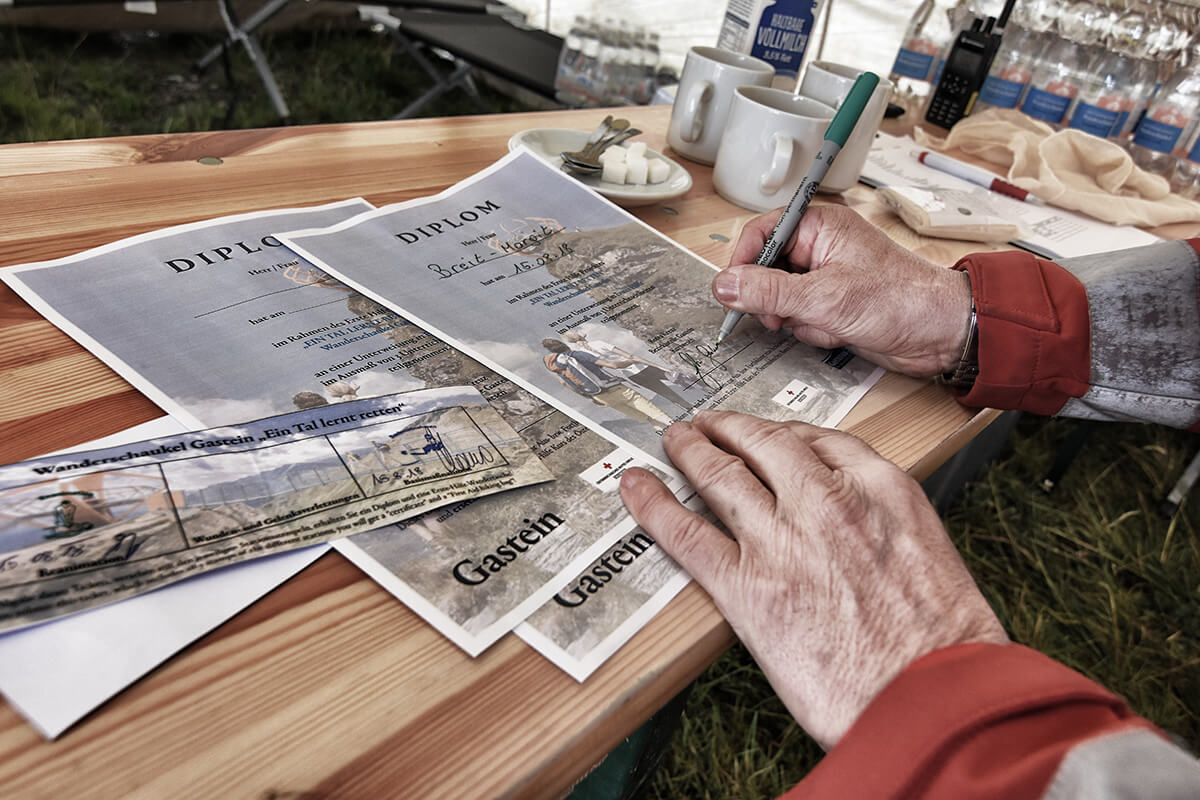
left=760, top=134, right=793, bottom=194
left=679, top=81, right=714, bottom=143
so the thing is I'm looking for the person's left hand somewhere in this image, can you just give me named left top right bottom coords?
left=619, top=411, right=1007, bottom=749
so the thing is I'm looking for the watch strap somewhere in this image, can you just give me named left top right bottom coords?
left=938, top=299, right=979, bottom=390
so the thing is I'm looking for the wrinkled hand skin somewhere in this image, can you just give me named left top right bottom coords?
left=714, top=206, right=973, bottom=377
left=620, top=411, right=1008, bottom=750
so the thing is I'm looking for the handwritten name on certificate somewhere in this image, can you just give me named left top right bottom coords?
left=283, top=151, right=882, bottom=473
left=0, top=388, right=552, bottom=632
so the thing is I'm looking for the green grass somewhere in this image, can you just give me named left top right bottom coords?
left=647, top=645, right=824, bottom=798
left=3, top=23, right=1197, bottom=798
left=0, top=24, right=533, bottom=143
left=952, top=418, right=1200, bottom=743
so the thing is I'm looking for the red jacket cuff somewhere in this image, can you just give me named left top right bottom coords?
left=782, top=643, right=1156, bottom=800
left=951, top=250, right=1091, bottom=415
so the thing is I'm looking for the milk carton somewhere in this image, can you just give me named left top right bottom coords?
left=717, top=0, right=826, bottom=87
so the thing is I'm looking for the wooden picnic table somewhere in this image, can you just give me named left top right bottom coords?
left=0, top=104, right=1011, bottom=798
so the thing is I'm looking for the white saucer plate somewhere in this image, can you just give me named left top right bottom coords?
left=507, top=127, right=692, bottom=208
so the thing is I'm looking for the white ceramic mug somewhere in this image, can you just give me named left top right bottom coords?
left=797, top=60, right=893, bottom=193
left=712, top=86, right=836, bottom=213
left=667, top=47, right=775, bottom=166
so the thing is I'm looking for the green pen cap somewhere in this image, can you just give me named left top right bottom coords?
left=824, top=72, right=880, bottom=146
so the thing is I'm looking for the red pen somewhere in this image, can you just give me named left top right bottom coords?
left=918, top=150, right=1045, bottom=205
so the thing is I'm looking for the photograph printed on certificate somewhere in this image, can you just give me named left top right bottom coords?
left=0, top=388, right=550, bottom=632
left=281, top=150, right=883, bottom=474
left=1, top=201, right=677, bottom=656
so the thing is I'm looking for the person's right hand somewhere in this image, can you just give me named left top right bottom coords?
left=714, top=206, right=973, bottom=377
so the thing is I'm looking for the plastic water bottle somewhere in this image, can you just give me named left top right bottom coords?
left=1056, top=0, right=1107, bottom=52
left=634, top=32, right=661, bottom=105
left=975, top=25, right=1036, bottom=110
left=1066, top=50, right=1135, bottom=138
left=571, top=20, right=604, bottom=106
left=1171, top=122, right=1200, bottom=198
left=1011, top=0, right=1060, bottom=34
left=554, top=16, right=589, bottom=106
left=889, top=0, right=953, bottom=96
left=604, top=22, right=634, bottom=105
left=1110, top=58, right=1159, bottom=140
left=1130, top=67, right=1200, bottom=178
left=595, top=20, right=622, bottom=105
left=1020, top=38, right=1085, bottom=125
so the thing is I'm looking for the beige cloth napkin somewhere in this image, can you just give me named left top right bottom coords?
left=914, top=108, right=1200, bottom=227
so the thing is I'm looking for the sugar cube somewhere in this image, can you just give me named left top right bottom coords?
left=647, top=158, right=670, bottom=184
left=599, top=146, right=627, bottom=163
left=626, top=142, right=647, bottom=159
left=625, top=155, right=649, bottom=185
left=601, top=160, right=629, bottom=185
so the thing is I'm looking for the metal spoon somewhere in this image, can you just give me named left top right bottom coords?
left=583, top=115, right=614, bottom=149
left=563, top=127, right=640, bottom=168
left=561, top=118, right=629, bottom=165
left=561, top=128, right=642, bottom=173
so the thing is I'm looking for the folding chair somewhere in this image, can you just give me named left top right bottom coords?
left=1161, top=448, right=1200, bottom=518
left=358, top=5, right=560, bottom=118
left=195, top=0, right=296, bottom=120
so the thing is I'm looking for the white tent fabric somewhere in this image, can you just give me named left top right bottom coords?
left=507, top=0, right=912, bottom=76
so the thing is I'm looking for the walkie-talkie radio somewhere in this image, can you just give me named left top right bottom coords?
left=924, top=0, right=1016, bottom=128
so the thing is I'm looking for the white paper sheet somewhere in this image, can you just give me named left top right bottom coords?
left=861, top=132, right=1161, bottom=259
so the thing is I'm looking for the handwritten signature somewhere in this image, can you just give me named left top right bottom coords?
left=676, top=341, right=733, bottom=391
left=372, top=425, right=498, bottom=485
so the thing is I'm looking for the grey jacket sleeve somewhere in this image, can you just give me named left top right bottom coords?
left=1044, top=728, right=1200, bottom=800
left=1054, top=240, right=1200, bottom=427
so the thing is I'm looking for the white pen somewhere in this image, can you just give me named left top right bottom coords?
left=917, top=150, right=1045, bottom=204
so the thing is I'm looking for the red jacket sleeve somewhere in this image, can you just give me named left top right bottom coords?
left=948, top=240, right=1200, bottom=432
left=952, top=250, right=1092, bottom=415
left=781, top=643, right=1158, bottom=800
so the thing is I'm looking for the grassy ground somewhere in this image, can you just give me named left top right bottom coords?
left=0, top=23, right=531, bottom=143
left=3, top=23, right=1197, bottom=798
